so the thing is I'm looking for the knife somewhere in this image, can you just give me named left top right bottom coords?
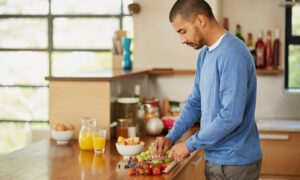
left=162, top=161, right=177, bottom=174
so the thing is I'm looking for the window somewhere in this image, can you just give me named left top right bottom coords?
left=285, top=5, right=300, bottom=90
left=0, top=0, right=133, bottom=155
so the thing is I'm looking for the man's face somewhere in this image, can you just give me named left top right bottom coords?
left=171, top=15, right=205, bottom=50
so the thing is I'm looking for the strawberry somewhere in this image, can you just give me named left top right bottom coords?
left=152, top=166, right=161, bottom=176
left=128, top=168, right=136, bottom=176
left=148, top=163, right=154, bottom=169
left=137, top=168, right=145, bottom=175
left=144, top=168, right=152, bottom=175
left=157, top=163, right=166, bottom=170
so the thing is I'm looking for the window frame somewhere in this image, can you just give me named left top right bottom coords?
left=0, top=0, right=131, bottom=123
left=285, top=5, right=300, bottom=91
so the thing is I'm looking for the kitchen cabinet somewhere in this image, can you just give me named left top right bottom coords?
left=259, top=130, right=300, bottom=179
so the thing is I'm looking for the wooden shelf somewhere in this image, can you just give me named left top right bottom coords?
left=148, top=69, right=195, bottom=75
left=256, top=69, right=284, bottom=75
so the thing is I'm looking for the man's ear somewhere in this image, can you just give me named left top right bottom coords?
left=195, top=15, right=206, bottom=28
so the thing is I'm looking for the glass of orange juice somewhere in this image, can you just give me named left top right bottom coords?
left=93, top=129, right=107, bottom=154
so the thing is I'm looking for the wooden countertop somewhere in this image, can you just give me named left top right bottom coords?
left=0, top=126, right=202, bottom=180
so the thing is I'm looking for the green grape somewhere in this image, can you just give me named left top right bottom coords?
left=137, top=157, right=143, bottom=162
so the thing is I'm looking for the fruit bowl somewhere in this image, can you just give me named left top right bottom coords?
left=51, top=130, right=74, bottom=145
left=115, top=142, right=145, bottom=159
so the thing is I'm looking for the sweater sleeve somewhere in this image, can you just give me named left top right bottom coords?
left=166, top=57, right=202, bottom=143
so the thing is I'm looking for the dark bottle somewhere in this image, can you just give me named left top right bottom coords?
left=255, top=31, right=266, bottom=69
left=223, top=17, right=229, bottom=31
left=273, top=29, right=281, bottom=69
left=265, top=30, right=273, bottom=69
left=235, top=24, right=245, bottom=42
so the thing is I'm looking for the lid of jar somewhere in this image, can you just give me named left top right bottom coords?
left=142, top=97, right=159, bottom=104
left=117, top=97, right=139, bottom=104
left=118, top=118, right=134, bottom=126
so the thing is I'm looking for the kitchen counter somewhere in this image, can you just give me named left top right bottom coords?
left=257, top=119, right=300, bottom=132
left=0, top=126, right=205, bottom=180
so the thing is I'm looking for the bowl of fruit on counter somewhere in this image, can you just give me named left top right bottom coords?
left=116, top=136, right=145, bottom=159
left=51, top=123, right=75, bottom=145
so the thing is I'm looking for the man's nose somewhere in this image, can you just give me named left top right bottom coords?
left=180, top=36, right=187, bottom=44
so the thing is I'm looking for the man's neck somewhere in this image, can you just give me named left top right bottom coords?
left=205, top=21, right=226, bottom=47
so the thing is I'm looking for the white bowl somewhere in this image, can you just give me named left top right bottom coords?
left=115, top=142, right=145, bottom=159
left=51, top=130, right=74, bottom=145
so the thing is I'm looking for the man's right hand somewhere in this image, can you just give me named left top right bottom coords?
left=151, top=136, right=174, bottom=159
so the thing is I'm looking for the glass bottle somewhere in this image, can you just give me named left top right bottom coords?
left=255, top=31, right=266, bottom=69
left=265, top=30, right=273, bottom=69
left=246, top=33, right=253, bottom=49
left=235, top=24, right=245, bottom=42
left=223, top=17, right=229, bottom=31
left=79, top=117, right=97, bottom=150
left=122, top=37, right=132, bottom=71
left=273, top=29, right=281, bottom=69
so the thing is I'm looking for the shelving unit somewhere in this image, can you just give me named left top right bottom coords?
left=256, top=69, right=284, bottom=75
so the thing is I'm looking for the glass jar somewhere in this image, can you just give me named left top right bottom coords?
left=79, top=117, right=97, bottom=150
left=142, top=97, right=160, bottom=124
left=116, top=118, right=136, bottom=138
left=116, top=97, right=138, bottom=122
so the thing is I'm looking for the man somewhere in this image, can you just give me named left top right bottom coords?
left=151, top=0, right=262, bottom=179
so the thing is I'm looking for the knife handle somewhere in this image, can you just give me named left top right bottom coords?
left=162, top=161, right=177, bottom=174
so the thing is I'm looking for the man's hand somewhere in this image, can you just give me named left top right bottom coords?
left=151, top=137, right=173, bottom=159
left=168, top=143, right=190, bottom=162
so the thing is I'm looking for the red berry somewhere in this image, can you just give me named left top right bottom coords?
left=137, top=168, right=145, bottom=175
left=152, top=167, right=161, bottom=176
left=145, top=168, right=152, bottom=175
left=158, top=163, right=167, bottom=170
left=128, top=168, right=136, bottom=176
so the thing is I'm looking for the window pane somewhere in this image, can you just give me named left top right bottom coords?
left=0, top=123, right=27, bottom=155
left=0, top=122, right=49, bottom=156
left=52, top=0, right=121, bottom=15
left=0, top=0, right=48, bottom=15
left=0, top=18, right=47, bottom=48
left=289, top=45, right=300, bottom=88
left=52, top=52, right=112, bottom=76
left=292, top=6, right=300, bottom=36
left=0, top=87, right=48, bottom=121
left=53, top=18, right=119, bottom=49
left=123, top=17, right=133, bottom=38
left=0, top=52, right=48, bottom=85
left=123, top=0, right=133, bottom=14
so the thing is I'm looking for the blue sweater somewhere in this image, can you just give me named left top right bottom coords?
left=167, top=33, right=262, bottom=165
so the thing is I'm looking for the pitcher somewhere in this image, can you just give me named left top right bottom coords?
left=79, top=117, right=97, bottom=150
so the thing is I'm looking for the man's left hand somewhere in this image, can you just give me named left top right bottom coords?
left=168, top=143, right=190, bottom=162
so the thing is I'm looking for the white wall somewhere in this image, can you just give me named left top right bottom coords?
left=133, top=0, right=198, bottom=69
left=133, top=0, right=300, bottom=119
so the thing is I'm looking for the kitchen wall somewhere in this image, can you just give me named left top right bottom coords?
left=133, top=0, right=300, bottom=119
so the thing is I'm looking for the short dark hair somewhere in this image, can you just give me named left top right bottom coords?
left=169, top=0, right=215, bottom=22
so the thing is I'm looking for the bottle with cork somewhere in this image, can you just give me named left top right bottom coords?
left=265, top=30, right=274, bottom=69
left=273, top=28, right=281, bottom=69
left=255, top=31, right=266, bottom=69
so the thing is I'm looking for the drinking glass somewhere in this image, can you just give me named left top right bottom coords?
left=93, top=129, right=107, bottom=154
